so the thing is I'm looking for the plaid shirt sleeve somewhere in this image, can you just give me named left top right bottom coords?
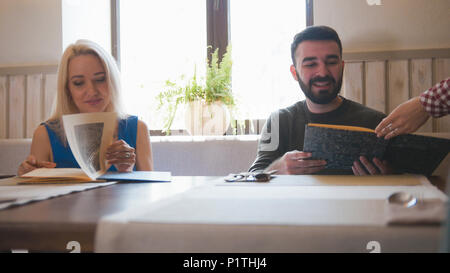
left=419, top=77, right=450, bottom=118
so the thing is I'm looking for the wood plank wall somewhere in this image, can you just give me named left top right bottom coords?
left=343, top=56, right=450, bottom=134
left=0, top=52, right=449, bottom=139
left=0, top=66, right=58, bottom=139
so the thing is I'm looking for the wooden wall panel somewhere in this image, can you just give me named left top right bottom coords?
left=44, top=73, right=57, bottom=120
left=388, top=60, right=409, bottom=113
left=0, top=54, right=447, bottom=139
left=8, top=75, right=26, bottom=138
left=434, top=58, right=450, bottom=132
left=0, top=76, right=7, bottom=138
left=343, top=62, right=363, bottom=104
left=26, top=74, right=43, bottom=137
left=411, top=59, right=433, bottom=132
left=365, top=61, right=386, bottom=113
left=249, top=119, right=258, bottom=135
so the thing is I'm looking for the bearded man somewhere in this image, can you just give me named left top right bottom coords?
left=249, top=26, right=391, bottom=175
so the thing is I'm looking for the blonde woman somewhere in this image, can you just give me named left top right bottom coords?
left=18, top=40, right=153, bottom=176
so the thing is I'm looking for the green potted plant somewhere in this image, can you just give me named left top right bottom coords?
left=156, top=45, right=235, bottom=135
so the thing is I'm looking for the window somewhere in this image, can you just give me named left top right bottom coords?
left=118, top=0, right=309, bottom=133
left=120, top=0, right=206, bottom=131
left=62, top=0, right=111, bottom=55
left=230, top=0, right=307, bottom=120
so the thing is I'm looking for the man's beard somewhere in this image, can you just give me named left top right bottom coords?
left=297, top=71, right=343, bottom=104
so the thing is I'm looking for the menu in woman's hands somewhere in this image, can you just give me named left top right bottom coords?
left=20, top=112, right=117, bottom=183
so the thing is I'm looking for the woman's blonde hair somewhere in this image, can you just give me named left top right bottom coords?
left=48, top=39, right=126, bottom=121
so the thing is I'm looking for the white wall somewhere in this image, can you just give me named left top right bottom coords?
left=0, top=0, right=62, bottom=66
left=0, top=0, right=111, bottom=68
left=314, top=0, right=450, bottom=52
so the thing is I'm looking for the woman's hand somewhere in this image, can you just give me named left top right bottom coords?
left=375, top=97, right=430, bottom=139
left=106, top=140, right=136, bottom=172
left=18, top=155, right=56, bottom=176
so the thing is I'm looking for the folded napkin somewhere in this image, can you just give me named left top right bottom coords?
left=385, top=199, right=447, bottom=225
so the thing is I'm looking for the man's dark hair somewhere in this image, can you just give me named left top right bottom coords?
left=291, top=25, right=343, bottom=66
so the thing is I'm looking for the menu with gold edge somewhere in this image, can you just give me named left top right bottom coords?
left=303, top=123, right=450, bottom=176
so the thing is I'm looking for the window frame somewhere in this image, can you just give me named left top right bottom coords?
left=110, top=0, right=314, bottom=135
left=111, top=0, right=120, bottom=69
left=111, top=0, right=313, bottom=67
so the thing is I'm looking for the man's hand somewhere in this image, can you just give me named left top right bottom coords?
left=106, top=140, right=136, bottom=172
left=352, top=156, right=393, bottom=175
left=267, top=150, right=327, bottom=174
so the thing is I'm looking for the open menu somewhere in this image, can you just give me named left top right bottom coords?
left=303, top=123, right=450, bottom=176
left=20, top=112, right=171, bottom=184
